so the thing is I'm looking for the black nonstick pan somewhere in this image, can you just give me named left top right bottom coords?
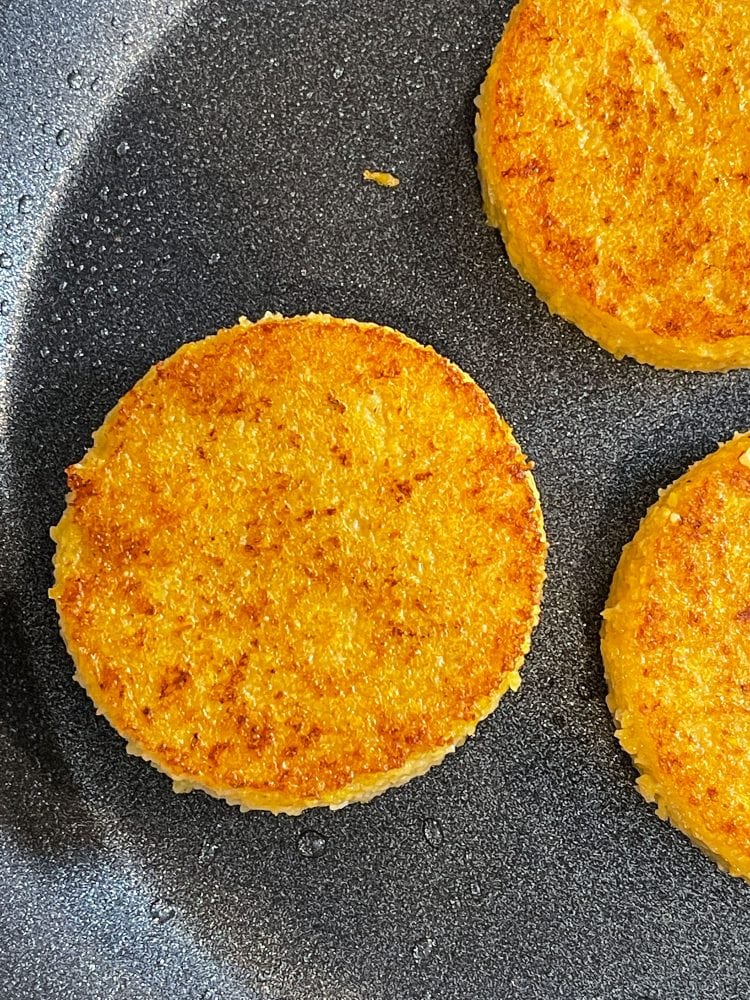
left=2, top=1, right=750, bottom=997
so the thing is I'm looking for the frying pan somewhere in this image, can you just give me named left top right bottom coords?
left=2, top=1, right=749, bottom=997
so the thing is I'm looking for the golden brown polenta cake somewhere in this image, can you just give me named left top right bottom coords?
left=602, top=433, right=750, bottom=878
left=51, top=313, right=546, bottom=814
left=475, top=0, right=750, bottom=371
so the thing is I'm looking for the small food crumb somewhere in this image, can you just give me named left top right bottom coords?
left=740, top=448, right=750, bottom=469
left=669, top=511, right=682, bottom=524
left=363, top=169, right=400, bottom=188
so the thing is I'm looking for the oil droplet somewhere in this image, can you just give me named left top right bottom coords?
left=56, top=128, right=72, bottom=148
left=422, top=817, right=444, bottom=848
left=122, top=31, right=135, bottom=46
left=297, top=830, right=326, bottom=858
left=332, top=65, right=344, bottom=80
left=550, top=712, right=565, bottom=731
left=412, top=937, right=435, bottom=962
left=0, top=300, right=10, bottom=316
left=200, top=841, right=219, bottom=861
left=256, top=964, right=275, bottom=983
left=67, top=70, right=83, bottom=91
left=116, top=140, right=130, bottom=158
left=149, top=899, right=175, bottom=924
left=18, top=195, right=32, bottom=215
left=0, top=252, right=12, bottom=269
left=90, top=75, right=102, bottom=92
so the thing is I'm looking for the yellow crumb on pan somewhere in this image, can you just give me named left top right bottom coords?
left=363, top=169, right=400, bottom=188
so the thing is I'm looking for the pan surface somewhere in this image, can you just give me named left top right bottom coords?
left=2, top=1, right=750, bottom=997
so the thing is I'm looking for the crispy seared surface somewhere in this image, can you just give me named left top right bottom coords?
left=602, top=433, right=750, bottom=876
left=475, top=0, right=750, bottom=371
left=51, top=314, right=546, bottom=813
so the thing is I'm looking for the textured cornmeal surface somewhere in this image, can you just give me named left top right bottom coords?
left=51, top=314, right=546, bottom=814
left=602, top=433, right=750, bottom=877
left=475, top=0, right=750, bottom=371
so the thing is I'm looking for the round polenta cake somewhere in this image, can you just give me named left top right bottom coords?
left=475, top=0, right=750, bottom=371
left=602, top=433, right=750, bottom=877
left=51, top=313, right=547, bottom=814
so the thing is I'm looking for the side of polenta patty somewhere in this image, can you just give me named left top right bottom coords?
left=476, top=0, right=750, bottom=371
left=602, top=433, right=750, bottom=877
left=51, top=313, right=547, bottom=814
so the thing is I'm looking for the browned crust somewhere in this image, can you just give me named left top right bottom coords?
left=602, top=433, right=750, bottom=877
left=50, top=313, right=547, bottom=813
left=475, top=0, right=750, bottom=370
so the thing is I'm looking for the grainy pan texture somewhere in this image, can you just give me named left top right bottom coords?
left=2, top=1, right=750, bottom=998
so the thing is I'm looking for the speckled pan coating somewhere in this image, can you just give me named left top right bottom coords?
left=3, top=1, right=750, bottom=999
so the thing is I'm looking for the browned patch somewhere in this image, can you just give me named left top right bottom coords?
left=656, top=11, right=685, bottom=50
left=327, top=392, right=346, bottom=414
left=159, top=665, right=191, bottom=700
